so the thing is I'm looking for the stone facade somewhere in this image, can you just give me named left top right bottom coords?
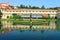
left=1, top=9, right=57, bottom=19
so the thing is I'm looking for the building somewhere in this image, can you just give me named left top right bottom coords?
left=0, top=2, right=59, bottom=19
left=55, top=9, right=60, bottom=19
left=0, top=2, right=11, bottom=10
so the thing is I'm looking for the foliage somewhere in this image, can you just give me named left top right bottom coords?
left=0, top=21, right=2, bottom=30
left=41, top=5, right=45, bottom=9
left=10, top=16, right=13, bottom=19
left=47, top=7, right=60, bottom=10
left=20, top=4, right=26, bottom=8
left=31, top=6, right=40, bottom=9
left=9, top=4, right=60, bottom=9
left=12, top=13, right=21, bottom=19
left=14, top=4, right=40, bottom=9
left=0, top=10, right=2, bottom=19
left=48, top=14, right=50, bottom=19
left=9, top=5, right=14, bottom=9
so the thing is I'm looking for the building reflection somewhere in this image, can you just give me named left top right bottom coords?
left=0, top=20, right=57, bottom=34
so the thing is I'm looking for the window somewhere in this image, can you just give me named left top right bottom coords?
left=52, top=11, right=54, bottom=12
left=7, top=16, right=9, bottom=18
left=36, top=11, right=38, bottom=12
left=43, top=11, right=44, bottom=12
left=46, top=11, right=47, bottom=12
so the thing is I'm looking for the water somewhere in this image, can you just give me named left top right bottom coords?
left=0, top=20, right=60, bottom=40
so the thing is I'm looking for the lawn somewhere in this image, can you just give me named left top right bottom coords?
left=12, top=19, right=50, bottom=25
left=1, top=19, right=56, bottom=25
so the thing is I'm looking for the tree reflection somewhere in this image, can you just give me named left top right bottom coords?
left=20, top=30, right=25, bottom=32
left=48, top=19, right=50, bottom=25
left=55, top=19, right=60, bottom=31
left=0, top=21, right=2, bottom=30
left=40, top=30, right=45, bottom=34
left=0, top=21, right=3, bottom=34
left=3, top=28, right=11, bottom=33
left=29, top=24, right=32, bottom=31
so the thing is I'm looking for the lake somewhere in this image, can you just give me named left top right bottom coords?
left=0, top=20, right=60, bottom=40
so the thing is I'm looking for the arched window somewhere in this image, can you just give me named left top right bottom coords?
left=7, top=16, right=9, bottom=18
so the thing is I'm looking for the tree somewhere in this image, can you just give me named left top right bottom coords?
left=41, top=5, right=45, bottom=9
left=29, top=5, right=31, bottom=8
left=31, top=6, right=40, bottom=9
left=53, top=7, right=59, bottom=10
left=9, top=5, right=14, bottom=9
left=20, top=4, right=25, bottom=8
left=12, top=13, right=21, bottom=19
left=48, top=14, right=50, bottom=19
left=0, top=21, right=2, bottom=30
left=0, top=10, right=2, bottom=19
left=25, top=6, right=28, bottom=8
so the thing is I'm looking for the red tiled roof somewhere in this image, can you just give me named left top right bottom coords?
left=0, top=4, right=2, bottom=8
left=5, top=6, right=12, bottom=10
left=42, top=14, right=48, bottom=18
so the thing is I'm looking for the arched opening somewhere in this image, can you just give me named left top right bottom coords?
left=7, top=16, right=9, bottom=18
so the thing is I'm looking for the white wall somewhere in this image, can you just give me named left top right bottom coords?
left=1, top=10, right=57, bottom=19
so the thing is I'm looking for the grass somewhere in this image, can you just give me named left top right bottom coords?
left=0, top=19, right=57, bottom=25
left=12, top=19, right=50, bottom=25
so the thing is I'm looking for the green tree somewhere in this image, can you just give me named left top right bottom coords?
left=20, top=4, right=25, bottom=8
left=0, top=21, right=2, bottom=30
left=31, top=6, right=40, bottom=9
left=9, top=5, right=14, bottom=9
left=25, top=6, right=28, bottom=8
left=48, top=14, right=50, bottom=19
left=29, top=5, right=31, bottom=8
left=41, top=5, right=45, bottom=9
left=0, top=10, right=2, bottom=19
left=12, top=13, right=21, bottom=19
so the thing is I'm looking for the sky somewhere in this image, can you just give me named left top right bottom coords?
left=0, top=0, right=60, bottom=8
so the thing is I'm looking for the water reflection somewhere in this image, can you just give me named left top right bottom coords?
left=55, top=19, right=60, bottom=31
left=0, top=21, right=2, bottom=30
left=0, top=21, right=3, bottom=34
left=0, top=20, right=57, bottom=34
left=0, top=20, right=60, bottom=33
left=0, top=20, right=60, bottom=40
